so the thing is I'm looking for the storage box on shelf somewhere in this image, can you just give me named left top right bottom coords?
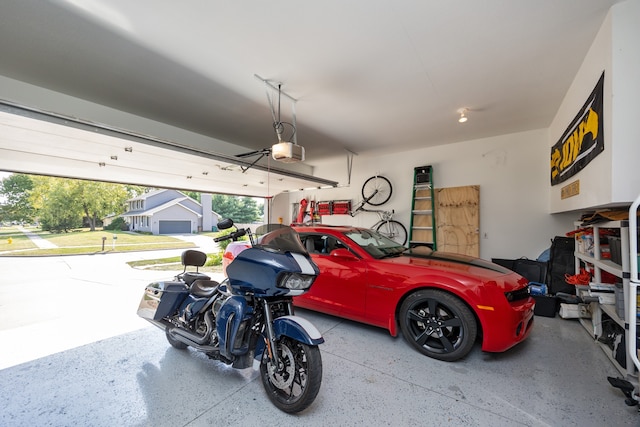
left=317, top=201, right=332, bottom=216
left=316, top=200, right=352, bottom=216
left=332, top=201, right=351, bottom=215
left=558, top=302, right=591, bottom=319
left=609, top=235, right=622, bottom=265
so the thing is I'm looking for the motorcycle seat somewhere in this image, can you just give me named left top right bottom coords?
left=190, top=279, right=219, bottom=298
left=182, top=272, right=211, bottom=286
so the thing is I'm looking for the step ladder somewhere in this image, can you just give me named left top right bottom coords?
left=409, top=165, right=436, bottom=249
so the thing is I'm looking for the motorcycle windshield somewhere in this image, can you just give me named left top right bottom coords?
left=255, top=226, right=307, bottom=254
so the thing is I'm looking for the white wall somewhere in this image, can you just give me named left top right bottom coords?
left=273, top=129, right=576, bottom=260
left=549, top=0, right=640, bottom=212
left=611, top=0, right=640, bottom=202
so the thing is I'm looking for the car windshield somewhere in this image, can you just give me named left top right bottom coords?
left=344, top=229, right=405, bottom=259
left=255, top=226, right=308, bottom=254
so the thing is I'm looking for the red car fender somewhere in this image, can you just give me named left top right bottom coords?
left=394, top=274, right=534, bottom=353
left=389, top=273, right=490, bottom=337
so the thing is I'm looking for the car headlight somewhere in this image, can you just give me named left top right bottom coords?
left=277, top=273, right=316, bottom=290
left=504, top=286, right=531, bottom=302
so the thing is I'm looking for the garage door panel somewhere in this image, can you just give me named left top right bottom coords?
left=159, top=220, right=190, bottom=234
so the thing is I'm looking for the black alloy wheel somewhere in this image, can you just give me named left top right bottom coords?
left=399, top=289, right=477, bottom=362
left=260, top=337, right=322, bottom=413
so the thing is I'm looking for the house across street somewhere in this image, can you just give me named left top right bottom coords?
left=121, top=190, right=219, bottom=235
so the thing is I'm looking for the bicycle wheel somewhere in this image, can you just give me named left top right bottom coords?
left=376, top=220, right=407, bottom=246
left=362, top=176, right=392, bottom=206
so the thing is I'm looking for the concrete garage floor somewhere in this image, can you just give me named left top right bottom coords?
left=0, top=251, right=638, bottom=426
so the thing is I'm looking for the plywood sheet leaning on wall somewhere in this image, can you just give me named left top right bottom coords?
left=435, top=185, right=480, bottom=257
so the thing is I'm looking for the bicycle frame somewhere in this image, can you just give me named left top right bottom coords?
left=348, top=176, right=408, bottom=245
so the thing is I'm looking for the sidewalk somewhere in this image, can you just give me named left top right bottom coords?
left=16, top=226, right=57, bottom=249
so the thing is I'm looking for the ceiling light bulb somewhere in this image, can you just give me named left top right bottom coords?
left=458, top=108, right=468, bottom=123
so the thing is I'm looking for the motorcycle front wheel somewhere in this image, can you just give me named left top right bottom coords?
left=260, top=337, right=322, bottom=413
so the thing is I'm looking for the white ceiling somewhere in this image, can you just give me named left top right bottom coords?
left=0, top=0, right=622, bottom=194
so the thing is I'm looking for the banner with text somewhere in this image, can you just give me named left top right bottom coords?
left=550, top=72, right=604, bottom=186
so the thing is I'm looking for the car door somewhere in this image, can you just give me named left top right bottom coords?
left=299, top=233, right=367, bottom=320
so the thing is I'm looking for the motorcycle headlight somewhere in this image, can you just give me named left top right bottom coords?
left=277, top=273, right=316, bottom=291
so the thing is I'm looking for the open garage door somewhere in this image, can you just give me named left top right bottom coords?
left=0, top=102, right=338, bottom=198
left=159, top=220, right=191, bottom=234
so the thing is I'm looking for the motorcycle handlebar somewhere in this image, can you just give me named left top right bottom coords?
left=213, top=228, right=247, bottom=243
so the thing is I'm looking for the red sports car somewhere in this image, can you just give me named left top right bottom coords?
left=291, top=225, right=535, bottom=361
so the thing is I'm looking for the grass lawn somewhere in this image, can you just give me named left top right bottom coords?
left=0, top=226, right=196, bottom=256
left=0, top=228, right=36, bottom=251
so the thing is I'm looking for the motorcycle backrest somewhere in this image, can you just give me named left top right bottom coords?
left=181, top=250, right=207, bottom=268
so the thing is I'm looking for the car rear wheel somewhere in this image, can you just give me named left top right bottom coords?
left=399, top=290, right=477, bottom=361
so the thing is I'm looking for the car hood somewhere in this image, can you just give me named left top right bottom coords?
left=379, top=250, right=522, bottom=285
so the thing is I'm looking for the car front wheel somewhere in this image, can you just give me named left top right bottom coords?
left=399, top=289, right=477, bottom=362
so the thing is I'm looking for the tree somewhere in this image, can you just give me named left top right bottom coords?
left=212, top=194, right=262, bottom=223
left=30, top=176, right=83, bottom=232
left=0, top=173, right=35, bottom=223
left=30, top=176, right=134, bottom=232
left=184, top=191, right=200, bottom=202
left=75, top=180, right=131, bottom=231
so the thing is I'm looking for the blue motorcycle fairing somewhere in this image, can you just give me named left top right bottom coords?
left=226, top=248, right=319, bottom=296
left=273, top=315, right=324, bottom=345
left=253, top=315, right=325, bottom=362
left=217, top=296, right=254, bottom=360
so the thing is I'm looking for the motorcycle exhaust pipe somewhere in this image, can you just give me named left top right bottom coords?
left=170, top=334, right=218, bottom=354
left=168, top=311, right=215, bottom=346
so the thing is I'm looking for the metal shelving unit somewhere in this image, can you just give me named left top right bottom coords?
left=574, top=220, right=636, bottom=378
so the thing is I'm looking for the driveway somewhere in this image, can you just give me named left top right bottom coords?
left=0, top=248, right=224, bottom=369
left=170, top=233, right=220, bottom=253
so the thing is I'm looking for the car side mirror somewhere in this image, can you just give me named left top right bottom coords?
left=330, top=248, right=359, bottom=261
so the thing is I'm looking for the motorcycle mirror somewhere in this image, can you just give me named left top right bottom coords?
left=217, top=218, right=234, bottom=230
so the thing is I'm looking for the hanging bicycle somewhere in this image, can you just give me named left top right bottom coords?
left=350, top=176, right=408, bottom=246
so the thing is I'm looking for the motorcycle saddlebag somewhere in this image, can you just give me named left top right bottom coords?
left=137, top=281, right=188, bottom=321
